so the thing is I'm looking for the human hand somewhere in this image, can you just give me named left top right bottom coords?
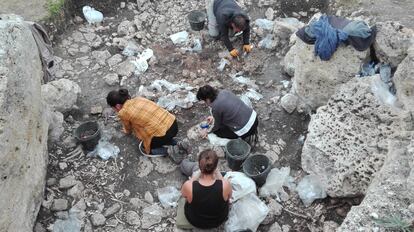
left=243, top=44, right=253, bottom=53
left=229, top=49, right=239, bottom=58
left=200, top=128, right=209, bottom=138
left=206, top=116, right=214, bottom=125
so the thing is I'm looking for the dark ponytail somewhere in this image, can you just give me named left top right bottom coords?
left=106, top=89, right=131, bottom=107
left=198, top=149, right=218, bottom=174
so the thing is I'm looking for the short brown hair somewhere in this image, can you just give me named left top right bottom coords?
left=198, top=149, right=218, bottom=174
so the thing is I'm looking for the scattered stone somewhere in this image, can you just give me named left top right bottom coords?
left=269, top=222, right=283, bottom=232
left=46, top=178, right=56, bottom=186
left=74, top=16, right=83, bottom=24
left=125, top=211, right=141, bottom=226
left=298, top=11, right=307, bottom=17
left=120, top=2, right=126, bottom=8
left=34, top=223, right=46, bottom=232
left=265, top=8, right=274, bottom=20
left=91, top=213, right=106, bottom=226
left=103, top=73, right=120, bottom=86
left=144, top=191, right=154, bottom=203
left=58, top=162, right=67, bottom=170
left=41, top=79, right=81, bottom=112
left=55, top=211, right=69, bottom=220
left=59, top=175, right=77, bottom=189
left=262, top=198, right=283, bottom=224
left=123, top=189, right=131, bottom=197
left=282, top=224, right=291, bottom=232
left=90, top=105, right=103, bottom=115
left=130, top=198, right=149, bottom=209
left=141, top=204, right=163, bottom=229
left=67, top=181, right=85, bottom=199
left=104, top=203, right=121, bottom=217
left=323, top=221, right=339, bottom=232
left=51, top=199, right=69, bottom=211
left=117, top=20, right=136, bottom=36
left=107, top=54, right=124, bottom=67
left=116, top=60, right=136, bottom=77
left=92, top=50, right=111, bottom=66
left=280, top=93, right=298, bottom=113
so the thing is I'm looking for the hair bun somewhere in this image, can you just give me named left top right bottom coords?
left=119, top=89, right=129, bottom=96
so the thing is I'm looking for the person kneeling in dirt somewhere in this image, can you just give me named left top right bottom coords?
left=206, top=0, right=253, bottom=58
left=176, top=149, right=232, bottom=229
left=106, top=89, right=190, bottom=163
left=196, top=85, right=259, bottom=145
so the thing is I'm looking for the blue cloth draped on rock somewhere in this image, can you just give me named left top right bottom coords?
left=308, top=15, right=348, bottom=60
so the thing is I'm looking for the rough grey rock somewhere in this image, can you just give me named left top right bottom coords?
left=59, top=175, right=77, bottom=189
left=394, top=45, right=414, bottom=111
left=107, top=54, right=124, bottom=67
left=338, top=139, right=414, bottom=231
left=0, top=15, right=49, bottom=232
left=265, top=8, right=274, bottom=21
left=141, top=204, right=163, bottom=229
left=51, top=199, right=69, bottom=211
left=373, top=21, right=414, bottom=68
left=41, top=78, right=81, bottom=112
left=117, top=20, right=136, bottom=36
left=46, top=110, right=64, bottom=142
left=103, top=203, right=121, bottom=217
left=103, top=73, right=120, bottom=86
left=281, top=41, right=296, bottom=77
left=67, top=181, right=84, bottom=199
left=302, top=76, right=402, bottom=197
left=34, top=223, right=46, bottom=232
left=130, top=197, right=149, bottom=210
left=290, top=39, right=369, bottom=110
left=144, top=191, right=154, bottom=204
left=269, top=222, right=283, bottom=232
left=90, top=213, right=106, bottom=226
left=280, top=93, right=298, bottom=113
left=323, top=221, right=339, bottom=232
left=92, top=50, right=111, bottom=66
left=272, top=19, right=304, bottom=50
left=125, top=210, right=141, bottom=226
left=116, top=60, right=135, bottom=77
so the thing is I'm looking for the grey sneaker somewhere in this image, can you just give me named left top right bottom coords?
left=168, top=145, right=187, bottom=164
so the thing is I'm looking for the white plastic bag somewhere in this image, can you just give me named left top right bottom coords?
left=243, top=89, right=263, bottom=101
left=259, top=167, right=291, bottom=199
left=217, top=58, right=229, bottom=71
left=139, top=48, right=154, bottom=61
left=258, top=34, right=275, bottom=49
left=82, top=6, right=103, bottom=24
left=232, top=73, right=258, bottom=89
left=131, top=58, right=148, bottom=76
left=122, top=40, right=140, bottom=57
left=208, top=133, right=231, bottom=146
left=170, top=31, right=189, bottom=45
left=371, top=74, right=396, bottom=107
left=157, top=186, right=181, bottom=208
left=157, top=92, right=197, bottom=110
left=296, top=175, right=327, bottom=207
left=87, top=139, right=120, bottom=160
left=224, top=172, right=256, bottom=202
left=224, top=193, right=269, bottom=232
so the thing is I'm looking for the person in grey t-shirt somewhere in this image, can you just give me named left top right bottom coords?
left=196, top=85, right=258, bottom=142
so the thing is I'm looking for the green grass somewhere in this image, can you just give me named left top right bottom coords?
left=372, top=216, right=413, bottom=232
left=47, top=0, right=65, bottom=17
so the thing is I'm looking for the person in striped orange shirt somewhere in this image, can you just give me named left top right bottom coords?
left=106, top=89, right=190, bottom=163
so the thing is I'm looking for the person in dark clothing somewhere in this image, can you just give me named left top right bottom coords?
left=206, top=0, right=252, bottom=58
left=176, top=149, right=232, bottom=229
left=196, top=85, right=259, bottom=144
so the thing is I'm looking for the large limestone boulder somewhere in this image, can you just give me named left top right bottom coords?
left=338, top=139, right=414, bottom=231
left=301, top=76, right=402, bottom=197
left=291, top=39, right=369, bottom=110
left=374, top=21, right=414, bottom=68
left=0, top=15, right=49, bottom=232
left=394, top=45, right=414, bottom=111
left=41, top=78, right=81, bottom=112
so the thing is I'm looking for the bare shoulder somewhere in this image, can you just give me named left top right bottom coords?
left=222, top=179, right=232, bottom=191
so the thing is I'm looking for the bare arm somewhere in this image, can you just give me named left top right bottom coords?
left=181, top=180, right=193, bottom=203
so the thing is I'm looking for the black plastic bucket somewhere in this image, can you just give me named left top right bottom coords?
left=242, top=154, right=271, bottom=187
left=188, top=10, right=206, bottom=31
left=74, top=121, right=101, bottom=151
left=225, top=139, right=251, bottom=171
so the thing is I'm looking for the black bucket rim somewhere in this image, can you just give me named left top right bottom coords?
left=225, top=139, right=251, bottom=160
left=74, top=121, right=100, bottom=142
left=187, top=10, right=206, bottom=23
left=242, top=154, right=271, bottom=178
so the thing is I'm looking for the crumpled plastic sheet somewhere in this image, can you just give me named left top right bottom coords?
left=122, top=40, right=140, bottom=57
left=157, top=92, right=197, bottom=110
left=87, top=134, right=120, bottom=160
left=82, top=6, right=103, bottom=24
left=139, top=48, right=154, bottom=61
left=53, top=206, right=85, bottom=232
left=371, top=74, right=397, bottom=107
left=170, top=31, right=189, bottom=45
left=217, top=58, right=230, bottom=71
left=224, top=172, right=256, bottom=202
left=259, top=167, right=295, bottom=201
left=232, top=72, right=258, bottom=89
left=131, top=58, right=148, bottom=76
left=150, top=79, right=192, bottom=93
left=255, top=18, right=274, bottom=31
left=258, top=34, right=275, bottom=49
left=208, top=133, right=231, bottom=146
left=157, top=186, right=181, bottom=208
left=296, top=174, right=327, bottom=207
left=242, top=89, right=263, bottom=101
left=182, top=39, right=202, bottom=52
left=224, top=193, right=269, bottom=232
